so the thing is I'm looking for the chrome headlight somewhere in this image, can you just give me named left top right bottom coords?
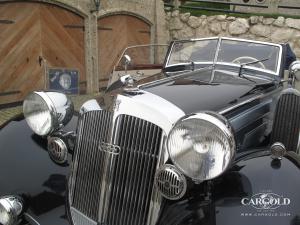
left=23, top=91, right=74, bottom=136
left=0, top=196, right=23, bottom=225
left=289, top=61, right=300, bottom=81
left=167, top=112, right=235, bottom=181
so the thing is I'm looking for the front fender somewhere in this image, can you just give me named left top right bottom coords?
left=0, top=114, right=77, bottom=225
left=157, top=150, right=300, bottom=225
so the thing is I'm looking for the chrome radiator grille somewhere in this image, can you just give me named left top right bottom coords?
left=107, top=114, right=162, bottom=225
left=70, top=110, right=113, bottom=220
left=69, top=110, right=163, bottom=225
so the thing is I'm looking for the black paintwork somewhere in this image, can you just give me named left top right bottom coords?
left=0, top=114, right=77, bottom=225
left=0, top=53, right=296, bottom=224
left=137, top=66, right=281, bottom=151
left=1, top=92, right=299, bottom=225
left=2, top=115, right=300, bottom=225
left=142, top=67, right=280, bottom=115
left=157, top=150, right=300, bottom=225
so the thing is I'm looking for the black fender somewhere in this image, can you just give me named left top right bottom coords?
left=0, top=114, right=77, bottom=225
left=157, top=150, right=300, bottom=225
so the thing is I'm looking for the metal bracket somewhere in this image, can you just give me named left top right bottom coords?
left=0, top=20, right=14, bottom=24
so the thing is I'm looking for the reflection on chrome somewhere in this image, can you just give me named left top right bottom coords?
left=23, top=91, right=74, bottom=136
left=167, top=112, right=235, bottom=181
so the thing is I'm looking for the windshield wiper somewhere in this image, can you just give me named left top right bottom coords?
left=238, top=58, right=270, bottom=77
left=165, top=60, right=195, bottom=72
left=237, top=58, right=270, bottom=83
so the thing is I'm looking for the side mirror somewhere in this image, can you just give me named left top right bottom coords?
left=289, top=61, right=300, bottom=86
left=122, top=54, right=131, bottom=74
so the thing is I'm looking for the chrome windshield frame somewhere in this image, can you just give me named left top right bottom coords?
left=113, top=43, right=169, bottom=72
left=165, top=37, right=283, bottom=76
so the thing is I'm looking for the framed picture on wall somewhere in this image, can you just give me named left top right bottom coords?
left=47, top=68, right=80, bottom=95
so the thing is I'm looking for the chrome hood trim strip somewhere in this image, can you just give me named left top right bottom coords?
left=218, top=87, right=282, bottom=115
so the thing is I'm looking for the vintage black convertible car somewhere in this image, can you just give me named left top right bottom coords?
left=1, top=37, right=300, bottom=225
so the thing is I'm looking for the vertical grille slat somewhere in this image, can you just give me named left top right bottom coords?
left=131, top=122, right=148, bottom=223
left=70, top=111, right=163, bottom=225
left=129, top=119, right=146, bottom=225
left=71, top=110, right=113, bottom=221
left=123, top=117, right=141, bottom=225
left=83, top=112, right=97, bottom=217
left=112, top=115, right=129, bottom=225
left=140, top=126, right=162, bottom=225
left=89, top=111, right=105, bottom=216
left=136, top=123, right=153, bottom=225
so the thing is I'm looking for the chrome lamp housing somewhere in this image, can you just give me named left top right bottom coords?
left=0, top=196, right=24, bottom=225
left=289, top=61, right=300, bottom=86
left=167, top=112, right=236, bottom=181
left=23, top=91, right=74, bottom=136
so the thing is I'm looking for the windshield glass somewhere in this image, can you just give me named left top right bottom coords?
left=166, top=38, right=281, bottom=74
left=168, top=39, right=218, bottom=65
left=217, top=39, right=280, bottom=72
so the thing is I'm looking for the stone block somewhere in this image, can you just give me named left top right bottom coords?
left=228, top=18, right=249, bottom=35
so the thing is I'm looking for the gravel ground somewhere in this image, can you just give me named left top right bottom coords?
left=0, top=94, right=102, bottom=127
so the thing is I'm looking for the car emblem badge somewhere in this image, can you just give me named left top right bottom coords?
left=99, top=141, right=120, bottom=155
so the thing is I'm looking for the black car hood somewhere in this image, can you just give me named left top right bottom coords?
left=140, top=68, right=273, bottom=114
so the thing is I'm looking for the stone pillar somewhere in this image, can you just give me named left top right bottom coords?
left=154, top=0, right=169, bottom=43
left=84, top=14, right=99, bottom=94
left=154, top=0, right=170, bottom=62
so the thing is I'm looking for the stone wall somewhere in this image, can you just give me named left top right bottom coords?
left=166, top=11, right=300, bottom=58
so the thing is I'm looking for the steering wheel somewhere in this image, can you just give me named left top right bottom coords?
left=232, top=56, right=266, bottom=69
left=171, top=52, right=192, bottom=64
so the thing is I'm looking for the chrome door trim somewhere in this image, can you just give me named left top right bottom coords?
left=229, top=99, right=272, bottom=131
left=218, top=87, right=282, bottom=115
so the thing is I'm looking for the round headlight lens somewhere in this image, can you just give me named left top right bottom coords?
left=23, top=92, right=55, bottom=136
left=23, top=91, right=74, bottom=136
left=167, top=113, right=235, bottom=181
left=295, top=70, right=300, bottom=81
left=289, top=61, right=300, bottom=81
left=0, top=203, right=10, bottom=225
left=0, top=196, right=23, bottom=225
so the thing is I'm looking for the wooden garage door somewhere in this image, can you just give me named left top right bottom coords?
left=98, top=15, right=151, bottom=88
left=0, top=2, right=85, bottom=105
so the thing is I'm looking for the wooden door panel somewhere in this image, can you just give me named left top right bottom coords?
left=0, top=2, right=85, bottom=104
left=98, top=15, right=151, bottom=87
left=40, top=4, right=86, bottom=86
left=0, top=32, right=41, bottom=91
left=0, top=17, right=41, bottom=76
left=42, top=4, right=85, bottom=48
left=0, top=3, right=42, bottom=104
left=40, top=14, right=84, bottom=71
